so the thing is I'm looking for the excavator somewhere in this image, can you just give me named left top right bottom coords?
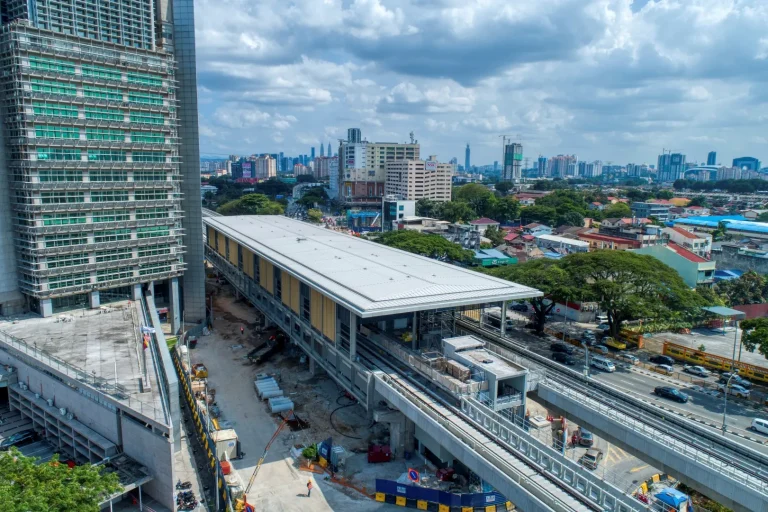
left=235, top=412, right=293, bottom=512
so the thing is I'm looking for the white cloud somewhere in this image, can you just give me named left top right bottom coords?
left=193, top=0, right=768, bottom=163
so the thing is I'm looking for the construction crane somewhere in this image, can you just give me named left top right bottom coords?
left=236, top=413, right=293, bottom=511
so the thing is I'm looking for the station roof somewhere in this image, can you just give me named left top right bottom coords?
left=205, top=216, right=542, bottom=317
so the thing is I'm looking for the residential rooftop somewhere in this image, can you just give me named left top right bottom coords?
left=0, top=302, right=166, bottom=424
left=205, top=216, right=541, bottom=317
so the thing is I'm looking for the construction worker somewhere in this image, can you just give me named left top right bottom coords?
left=307, top=479, right=313, bottom=497
left=240, top=326, right=244, bottom=335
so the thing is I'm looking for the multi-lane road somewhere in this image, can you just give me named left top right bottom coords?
left=511, top=324, right=768, bottom=452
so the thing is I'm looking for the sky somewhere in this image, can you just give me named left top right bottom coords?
left=193, top=0, right=768, bottom=168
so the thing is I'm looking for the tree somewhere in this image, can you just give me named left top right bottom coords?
left=492, top=196, right=521, bottom=224
left=521, top=205, right=557, bottom=226
left=484, top=226, right=505, bottom=246
left=688, top=196, right=709, bottom=208
left=295, top=174, right=316, bottom=183
left=711, top=221, right=728, bottom=241
left=374, top=230, right=474, bottom=263
left=494, top=181, right=513, bottom=196
left=0, top=447, right=121, bottom=512
left=602, top=202, right=632, bottom=219
left=715, top=270, right=766, bottom=306
left=296, top=186, right=327, bottom=208
left=439, top=201, right=476, bottom=223
left=654, top=189, right=674, bottom=200
left=695, top=285, right=725, bottom=307
left=416, top=198, right=440, bottom=218
left=218, top=193, right=284, bottom=215
left=203, top=191, right=215, bottom=202
left=558, top=211, right=584, bottom=227
left=455, top=183, right=493, bottom=216
left=561, top=251, right=702, bottom=338
left=741, top=318, right=768, bottom=360
left=489, top=260, right=576, bottom=334
left=307, top=208, right=323, bottom=223
left=757, top=212, right=768, bottom=222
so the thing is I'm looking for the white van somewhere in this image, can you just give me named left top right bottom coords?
left=752, top=418, right=768, bottom=435
left=595, top=314, right=609, bottom=324
left=590, top=355, right=615, bottom=372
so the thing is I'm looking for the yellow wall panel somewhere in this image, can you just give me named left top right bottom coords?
left=243, top=250, right=254, bottom=279
left=207, top=226, right=215, bottom=247
left=311, top=289, right=323, bottom=331
left=282, top=273, right=292, bottom=306
left=228, top=239, right=238, bottom=266
left=322, top=296, right=336, bottom=342
left=289, top=276, right=300, bottom=314
left=216, top=232, right=226, bottom=256
left=262, top=260, right=274, bottom=293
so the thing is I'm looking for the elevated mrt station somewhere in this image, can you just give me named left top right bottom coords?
left=203, top=216, right=541, bottom=413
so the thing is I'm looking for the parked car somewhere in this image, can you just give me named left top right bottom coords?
left=616, top=353, right=639, bottom=365
left=592, top=345, right=609, bottom=355
left=603, top=337, right=627, bottom=350
left=655, top=364, right=674, bottom=374
left=720, top=373, right=752, bottom=389
left=550, top=342, right=574, bottom=354
left=654, top=386, right=689, bottom=403
left=683, top=365, right=711, bottom=377
left=510, top=303, right=529, bottom=312
left=718, top=383, right=750, bottom=399
left=650, top=355, right=675, bottom=366
left=579, top=448, right=603, bottom=470
left=596, top=315, right=609, bottom=324
left=0, top=430, right=38, bottom=451
left=596, top=323, right=610, bottom=333
left=577, top=428, right=594, bottom=447
left=552, top=352, right=576, bottom=365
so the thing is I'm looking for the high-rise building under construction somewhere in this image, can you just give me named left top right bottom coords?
left=0, top=0, right=204, bottom=327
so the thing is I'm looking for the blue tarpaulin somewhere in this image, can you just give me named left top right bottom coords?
left=654, top=487, right=689, bottom=509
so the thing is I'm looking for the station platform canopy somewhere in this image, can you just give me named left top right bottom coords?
left=204, top=216, right=542, bottom=318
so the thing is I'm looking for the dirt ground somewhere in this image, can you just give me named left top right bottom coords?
left=192, top=280, right=401, bottom=511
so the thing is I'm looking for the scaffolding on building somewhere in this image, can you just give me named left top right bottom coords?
left=0, top=21, right=185, bottom=301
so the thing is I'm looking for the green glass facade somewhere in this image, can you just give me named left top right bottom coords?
left=0, top=23, right=183, bottom=300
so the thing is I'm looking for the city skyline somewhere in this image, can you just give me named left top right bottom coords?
left=194, top=0, right=768, bottom=166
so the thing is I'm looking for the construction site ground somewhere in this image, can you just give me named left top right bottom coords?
left=193, top=281, right=403, bottom=511
left=525, top=398, right=659, bottom=493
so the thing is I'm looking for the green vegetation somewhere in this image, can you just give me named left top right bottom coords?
left=562, top=251, right=703, bottom=338
left=674, top=178, right=768, bottom=194
left=0, top=447, right=121, bottom=512
left=218, top=193, right=284, bottom=215
left=488, top=260, right=577, bottom=334
left=714, top=270, right=767, bottom=306
left=741, top=318, right=768, bottom=360
left=307, top=208, right=323, bottom=224
left=483, top=226, right=505, bottom=246
left=374, top=230, right=474, bottom=263
left=491, top=251, right=706, bottom=337
left=296, top=186, right=327, bottom=208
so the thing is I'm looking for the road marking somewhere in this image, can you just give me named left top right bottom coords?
left=606, top=445, right=630, bottom=464
left=629, top=464, right=650, bottom=473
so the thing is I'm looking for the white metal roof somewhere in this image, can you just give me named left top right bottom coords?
left=535, top=234, right=590, bottom=247
left=204, top=216, right=542, bottom=318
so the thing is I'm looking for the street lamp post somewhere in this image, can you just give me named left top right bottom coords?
left=723, top=319, right=740, bottom=435
left=722, top=372, right=737, bottom=435
left=582, top=342, right=590, bottom=378
left=562, top=295, right=569, bottom=343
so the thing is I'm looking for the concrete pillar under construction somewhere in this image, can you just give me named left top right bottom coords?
left=89, top=290, right=100, bottom=309
left=169, top=277, right=181, bottom=334
left=40, top=298, right=52, bottom=318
